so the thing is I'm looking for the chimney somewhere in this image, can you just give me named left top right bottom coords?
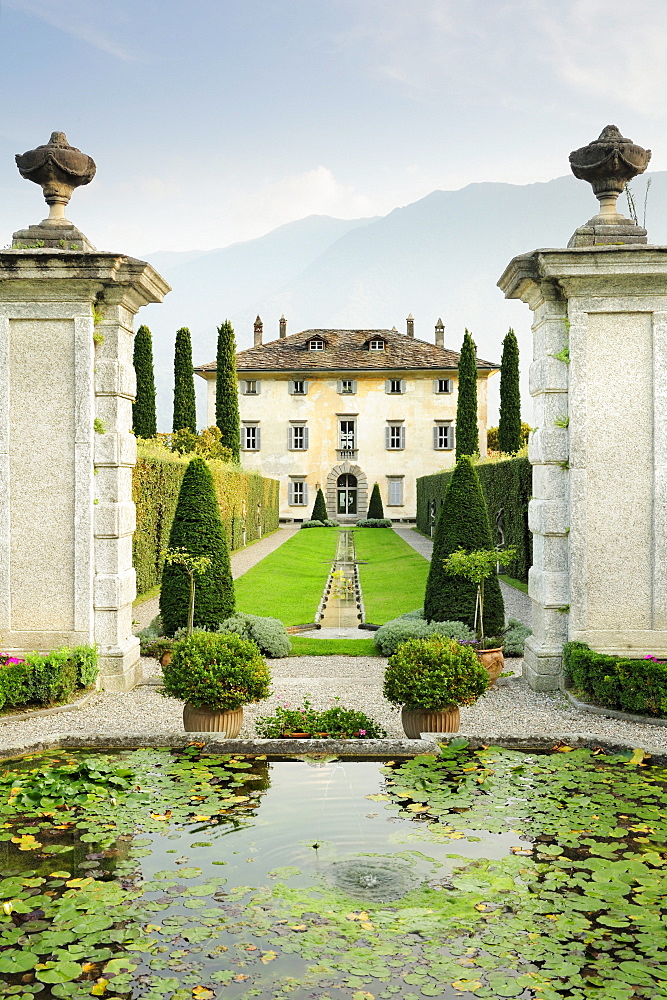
left=435, top=318, right=445, bottom=348
left=406, top=313, right=414, bottom=338
left=254, top=315, right=263, bottom=347
left=279, top=314, right=287, bottom=339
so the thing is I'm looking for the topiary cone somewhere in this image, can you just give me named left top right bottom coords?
left=367, top=482, right=384, bottom=519
left=310, top=487, right=328, bottom=522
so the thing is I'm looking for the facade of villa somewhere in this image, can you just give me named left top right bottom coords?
left=195, top=319, right=499, bottom=521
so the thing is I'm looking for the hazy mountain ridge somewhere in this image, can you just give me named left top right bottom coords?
left=141, top=172, right=665, bottom=429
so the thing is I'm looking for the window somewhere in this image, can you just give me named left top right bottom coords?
left=369, top=339, right=386, bottom=351
left=289, top=379, right=308, bottom=395
left=433, top=422, right=454, bottom=450
left=308, top=338, right=325, bottom=351
left=288, top=423, right=309, bottom=450
left=385, top=379, right=406, bottom=394
left=337, top=379, right=357, bottom=395
left=241, top=424, right=260, bottom=451
left=243, top=379, right=260, bottom=395
left=434, top=378, right=453, bottom=394
left=386, top=423, right=405, bottom=450
left=387, top=477, right=404, bottom=506
left=339, top=419, right=355, bottom=450
left=288, top=479, right=308, bottom=506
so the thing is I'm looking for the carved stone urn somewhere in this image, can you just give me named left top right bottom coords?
left=15, top=131, right=96, bottom=224
left=568, top=125, right=651, bottom=247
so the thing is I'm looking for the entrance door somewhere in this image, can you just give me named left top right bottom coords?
left=337, top=473, right=357, bottom=515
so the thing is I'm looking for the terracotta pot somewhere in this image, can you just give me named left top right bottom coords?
left=401, top=706, right=460, bottom=739
left=160, top=650, right=172, bottom=667
left=182, top=703, right=243, bottom=736
left=476, top=647, right=504, bottom=687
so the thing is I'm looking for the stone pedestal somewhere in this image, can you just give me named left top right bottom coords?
left=0, top=250, right=169, bottom=691
left=499, top=245, right=667, bottom=690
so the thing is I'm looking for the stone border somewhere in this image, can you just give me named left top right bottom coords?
left=1, top=731, right=665, bottom=763
left=0, top=690, right=97, bottom=725
left=564, top=690, right=667, bottom=728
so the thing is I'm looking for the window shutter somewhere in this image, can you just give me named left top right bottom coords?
left=400, top=379, right=406, bottom=393
left=288, top=481, right=294, bottom=504
left=255, top=427, right=261, bottom=450
left=255, top=380, right=261, bottom=394
left=303, top=381, right=309, bottom=395
left=337, top=380, right=343, bottom=393
left=433, top=426, right=439, bottom=449
left=352, top=380, right=357, bottom=394
left=288, top=381, right=294, bottom=395
left=385, top=380, right=391, bottom=394
left=385, top=426, right=391, bottom=448
left=287, top=426, right=294, bottom=450
left=303, top=427, right=309, bottom=450
left=451, top=425, right=456, bottom=449
left=302, top=483, right=309, bottom=505
left=433, top=379, right=439, bottom=394
left=445, top=379, right=452, bottom=393
left=400, top=426, right=406, bottom=449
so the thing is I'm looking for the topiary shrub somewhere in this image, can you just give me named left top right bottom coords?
left=300, top=519, right=338, bottom=528
left=132, top=324, right=157, bottom=439
left=162, top=631, right=271, bottom=710
left=384, top=635, right=489, bottom=710
left=172, top=327, right=197, bottom=433
left=456, top=329, right=479, bottom=459
left=367, top=482, right=384, bottom=519
left=356, top=518, right=392, bottom=527
left=217, top=613, right=291, bottom=658
left=215, top=320, right=241, bottom=463
left=502, top=618, right=532, bottom=657
left=424, top=456, right=504, bottom=634
left=0, top=646, right=98, bottom=711
left=374, top=615, right=475, bottom=656
left=160, top=457, right=235, bottom=635
left=310, top=488, right=328, bottom=523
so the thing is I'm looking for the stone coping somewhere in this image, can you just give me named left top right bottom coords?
left=0, top=732, right=665, bottom=763
left=565, top=690, right=667, bottom=728
left=0, top=690, right=97, bottom=724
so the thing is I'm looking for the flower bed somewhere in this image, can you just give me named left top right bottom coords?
left=564, top=641, right=667, bottom=718
left=255, top=697, right=387, bottom=739
left=0, top=646, right=98, bottom=713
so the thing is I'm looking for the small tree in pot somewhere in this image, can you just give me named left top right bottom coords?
left=383, top=634, right=489, bottom=738
left=442, top=546, right=516, bottom=685
left=162, top=631, right=271, bottom=736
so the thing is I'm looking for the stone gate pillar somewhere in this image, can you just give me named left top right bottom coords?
left=0, top=133, right=169, bottom=691
left=498, top=126, right=667, bottom=690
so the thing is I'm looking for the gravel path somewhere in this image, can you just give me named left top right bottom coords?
left=1, top=653, right=665, bottom=753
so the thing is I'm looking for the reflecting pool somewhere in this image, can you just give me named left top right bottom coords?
left=0, top=743, right=665, bottom=1000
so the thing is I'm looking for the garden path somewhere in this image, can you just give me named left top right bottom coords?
left=132, top=524, right=301, bottom=631
left=392, top=525, right=533, bottom=629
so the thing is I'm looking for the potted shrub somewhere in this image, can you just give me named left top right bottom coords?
left=442, top=546, right=516, bottom=685
left=162, top=631, right=271, bottom=735
left=383, top=634, right=489, bottom=737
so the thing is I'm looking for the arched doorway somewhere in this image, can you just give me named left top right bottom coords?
left=337, top=473, right=357, bottom=515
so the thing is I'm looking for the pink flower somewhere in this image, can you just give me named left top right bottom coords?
left=359, top=730, right=366, bottom=736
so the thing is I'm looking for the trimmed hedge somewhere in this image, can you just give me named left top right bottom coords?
left=0, top=646, right=98, bottom=712
left=563, top=641, right=667, bottom=718
left=416, top=455, right=532, bottom=583
left=133, top=440, right=279, bottom=595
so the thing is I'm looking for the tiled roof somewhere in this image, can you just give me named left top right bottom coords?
left=195, top=328, right=499, bottom=374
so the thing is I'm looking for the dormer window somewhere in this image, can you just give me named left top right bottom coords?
left=307, top=338, right=325, bottom=351
left=368, top=339, right=386, bottom=351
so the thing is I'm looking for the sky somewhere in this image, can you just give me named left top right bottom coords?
left=1, top=0, right=667, bottom=257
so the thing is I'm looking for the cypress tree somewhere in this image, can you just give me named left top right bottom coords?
left=311, top=488, right=328, bottom=522
left=173, top=327, right=197, bottom=433
left=456, top=329, right=479, bottom=460
left=159, top=457, right=235, bottom=635
left=424, top=456, right=504, bottom=634
left=215, top=319, right=240, bottom=463
left=132, top=324, right=157, bottom=438
left=498, top=328, right=522, bottom=454
left=367, top=482, right=384, bottom=519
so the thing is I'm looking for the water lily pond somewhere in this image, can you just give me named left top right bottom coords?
left=0, top=743, right=666, bottom=1000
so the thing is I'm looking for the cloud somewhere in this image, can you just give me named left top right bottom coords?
left=4, top=0, right=137, bottom=61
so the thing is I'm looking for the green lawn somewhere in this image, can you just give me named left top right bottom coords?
left=498, top=573, right=529, bottom=594
left=354, top=528, right=429, bottom=624
left=234, top=528, right=338, bottom=625
left=288, top=636, right=379, bottom=656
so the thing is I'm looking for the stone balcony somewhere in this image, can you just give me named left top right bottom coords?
left=336, top=448, right=358, bottom=460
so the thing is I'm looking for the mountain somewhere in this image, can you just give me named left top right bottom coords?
left=139, top=172, right=664, bottom=429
